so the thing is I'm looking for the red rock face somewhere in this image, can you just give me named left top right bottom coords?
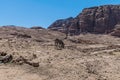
left=48, top=5, right=120, bottom=34
left=78, top=5, right=120, bottom=33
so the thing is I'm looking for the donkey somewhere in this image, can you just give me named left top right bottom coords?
left=54, top=38, right=65, bottom=50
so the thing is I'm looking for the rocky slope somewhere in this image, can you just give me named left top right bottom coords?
left=0, top=26, right=120, bottom=80
left=48, top=5, right=120, bottom=35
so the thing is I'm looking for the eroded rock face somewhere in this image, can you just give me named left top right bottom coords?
left=48, top=5, right=120, bottom=34
left=48, top=17, right=80, bottom=35
left=78, top=5, right=120, bottom=33
left=48, top=17, right=73, bottom=30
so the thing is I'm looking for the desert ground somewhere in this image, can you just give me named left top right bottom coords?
left=0, top=26, right=120, bottom=80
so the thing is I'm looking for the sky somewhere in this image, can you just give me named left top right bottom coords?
left=0, top=0, right=119, bottom=28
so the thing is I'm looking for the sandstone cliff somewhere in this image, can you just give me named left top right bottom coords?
left=48, top=5, right=120, bottom=35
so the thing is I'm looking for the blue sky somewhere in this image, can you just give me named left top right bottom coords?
left=0, top=0, right=119, bottom=28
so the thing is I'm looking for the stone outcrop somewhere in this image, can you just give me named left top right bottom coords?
left=48, top=17, right=73, bottom=30
left=110, top=24, right=120, bottom=37
left=48, top=5, right=120, bottom=35
left=48, top=17, right=80, bottom=35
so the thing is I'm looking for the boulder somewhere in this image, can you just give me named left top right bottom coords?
left=110, top=24, right=120, bottom=37
left=0, top=54, right=13, bottom=63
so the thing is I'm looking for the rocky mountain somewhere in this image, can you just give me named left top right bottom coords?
left=48, top=5, right=120, bottom=35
